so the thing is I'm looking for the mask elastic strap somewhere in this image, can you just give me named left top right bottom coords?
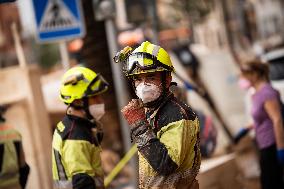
left=83, top=98, right=94, bottom=120
left=161, top=71, right=168, bottom=94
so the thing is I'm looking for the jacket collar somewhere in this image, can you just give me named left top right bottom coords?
left=146, top=92, right=174, bottom=121
left=65, top=114, right=97, bottom=129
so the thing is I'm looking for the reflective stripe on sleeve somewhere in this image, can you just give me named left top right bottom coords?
left=54, top=149, right=67, bottom=180
left=53, top=180, right=72, bottom=189
left=0, top=171, right=19, bottom=180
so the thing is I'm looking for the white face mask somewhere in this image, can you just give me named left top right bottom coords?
left=238, top=77, right=252, bottom=90
left=88, top=104, right=105, bottom=121
left=135, top=82, right=161, bottom=103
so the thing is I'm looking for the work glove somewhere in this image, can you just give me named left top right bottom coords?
left=121, top=99, right=146, bottom=126
left=234, top=127, right=251, bottom=144
left=277, top=149, right=284, bottom=166
left=122, top=99, right=156, bottom=147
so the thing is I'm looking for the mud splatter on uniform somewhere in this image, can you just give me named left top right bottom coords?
left=131, top=94, right=201, bottom=189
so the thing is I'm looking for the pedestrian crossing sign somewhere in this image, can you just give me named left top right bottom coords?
left=32, top=0, right=85, bottom=42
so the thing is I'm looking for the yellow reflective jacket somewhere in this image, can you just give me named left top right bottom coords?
left=52, top=115, right=104, bottom=189
left=0, top=124, right=22, bottom=189
left=131, top=94, right=201, bottom=189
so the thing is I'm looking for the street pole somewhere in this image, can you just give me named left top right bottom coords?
left=281, top=0, right=284, bottom=40
left=97, top=0, right=138, bottom=185
left=59, top=41, right=70, bottom=70
left=148, top=0, right=159, bottom=44
left=105, top=18, right=132, bottom=154
left=105, top=17, right=138, bottom=187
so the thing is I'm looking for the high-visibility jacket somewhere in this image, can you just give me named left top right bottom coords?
left=131, top=93, right=201, bottom=189
left=52, top=114, right=104, bottom=189
left=0, top=124, right=23, bottom=189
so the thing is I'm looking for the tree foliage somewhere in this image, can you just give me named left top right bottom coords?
left=32, top=41, right=60, bottom=69
left=176, top=0, right=213, bottom=21
left=159, top=0, right=213, bottom=29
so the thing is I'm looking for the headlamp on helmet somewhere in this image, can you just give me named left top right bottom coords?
left=113, top=41, right=175, bottom=77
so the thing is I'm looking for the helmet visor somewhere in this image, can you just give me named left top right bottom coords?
left=124, top=52, right=169, bottom=74
left=84, top=74, right=109, bottom=96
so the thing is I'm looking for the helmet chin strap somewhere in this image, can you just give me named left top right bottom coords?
left=69, top=98, right=94, bottom=121
left=83, top=98, right=95, bottom=121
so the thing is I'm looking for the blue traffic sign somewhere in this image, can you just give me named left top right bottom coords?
left=32, top=0, right=85, bottom=42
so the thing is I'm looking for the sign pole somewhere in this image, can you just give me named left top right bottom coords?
left=105, top=17, right=138, bottom=188
left=95, top=0, right=138, bottom=185
left=148, top=0, right=159, bottom=44
left=59, top=41, right=70, bottom=70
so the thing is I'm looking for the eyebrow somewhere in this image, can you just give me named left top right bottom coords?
left=133, top=75, right=140, bottom=79
left=146, top=73, right=156, bottom=77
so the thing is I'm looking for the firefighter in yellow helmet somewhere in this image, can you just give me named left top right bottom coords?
left=0, top=105, right=30, bottom=189
left=116, top=41, right=201, bottom=188
left=52, top=66, right=109, bottom=189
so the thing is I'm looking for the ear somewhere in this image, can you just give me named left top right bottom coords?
left=166, top=74, right=172, bottom=88
left=72, top=99, right=84, bottom=107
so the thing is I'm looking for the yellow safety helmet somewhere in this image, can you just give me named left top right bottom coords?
left=59, top=66, right=109, bottom=104
left=120, top=41, right=175, bottom=76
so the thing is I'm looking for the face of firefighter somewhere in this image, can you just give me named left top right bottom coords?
left=133, top=72, right=170, bottom=103
left=88, top=95, right=105, bottom=121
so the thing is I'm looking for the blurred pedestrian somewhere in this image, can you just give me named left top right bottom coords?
left=52, top=66, right=109, bottom=189
left=238, top=60, right=284, bottom=189
left=0, top=105, right=30, bottom=189
left=118, top=41, right=201, bottom=189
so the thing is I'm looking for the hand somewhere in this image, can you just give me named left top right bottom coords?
left=277, top=149, right=284, bottom=166
left=234, top=127, right=251, bottom=144
left=121, top=99, right=145, bottom=126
